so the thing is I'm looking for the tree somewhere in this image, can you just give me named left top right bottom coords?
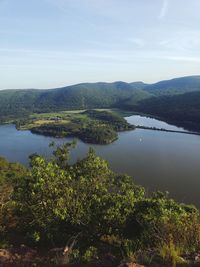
left=11, top=144, right=144, bottom=248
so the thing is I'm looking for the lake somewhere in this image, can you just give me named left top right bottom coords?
left=0, top=115, right=200, bottom=207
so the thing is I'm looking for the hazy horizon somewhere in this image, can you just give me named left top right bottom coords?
left=1, top=74, right=200, bottom=91
left=1, top=0, right=200, bottom=89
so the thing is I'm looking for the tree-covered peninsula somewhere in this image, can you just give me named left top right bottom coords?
left=15, top=109, right=135, bottom=145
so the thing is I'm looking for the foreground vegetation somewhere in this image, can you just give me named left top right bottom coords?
left=15, top=109, right=134, bottom=144
left=0, top=143, right=200, bottom=266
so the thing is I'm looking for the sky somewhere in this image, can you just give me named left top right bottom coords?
left=1, top=0, right=200, bottom=89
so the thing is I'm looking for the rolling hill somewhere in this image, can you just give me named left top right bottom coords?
left=143, top=75, right=200, bottom=96
left=1, top=75, right=200, bottom=131
left=133, top=91, right=200, bottom=131
left=0, top=81, right=151, bottom=118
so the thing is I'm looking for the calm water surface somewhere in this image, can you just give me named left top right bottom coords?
left=0, top=115, right=200, bottom=207
left=126, top=115, right=188, bottom=131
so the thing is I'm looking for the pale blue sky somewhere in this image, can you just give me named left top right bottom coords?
left=1, top=0, right=200, bottom=89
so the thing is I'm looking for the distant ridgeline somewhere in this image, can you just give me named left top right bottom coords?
left=1, top=75, right=200, bottom=131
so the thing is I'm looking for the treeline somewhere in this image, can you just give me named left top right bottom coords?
left=0, top=144, right=200, bottom=266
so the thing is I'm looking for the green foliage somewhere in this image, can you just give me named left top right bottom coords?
left=28, top=110, right=134, bottom=144
left=82, top=246, right=98, bottom=263
left=143, top=75, right=200, bottom=96
left=10, top=144, right=143, bottom=248
left=124, top=192, right=200, bottom=258
left=159, top=239, right=184, bottom=267
left=1, top=76, right=200, bottom=133
left=0, top=144, right=200, bottom=266
left=80, top=126, right=118, bottom=144
left=134, top=91, right=200, bottom=131
left=0, top=158, right=27, bottom=246
left=0, top=82, right=151, bottom=120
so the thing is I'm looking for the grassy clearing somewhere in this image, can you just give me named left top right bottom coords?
left=20, top=109, right=119, bottom=131
left=19, top=111, right=88, bottom=130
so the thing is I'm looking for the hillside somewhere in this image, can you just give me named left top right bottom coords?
left=1, top=76, right=200, bottom=132
left=35, top=82, right=150, bottom=112
left=0, top=89, right=42, bottom=118
left=143, top=75, right=200, bottom=96
left=0, top=82, right=151, bottom=120
left=133, top=91, right=200, bottom=131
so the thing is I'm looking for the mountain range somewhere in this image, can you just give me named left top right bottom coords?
left=1, top=75, right=200, bottom=131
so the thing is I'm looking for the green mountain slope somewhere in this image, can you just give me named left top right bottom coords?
left=0, top=76, right=200, bottom=132
left=0, top=82, right=151, bottom=119
left=143, top=75, right=200, bottom=96
left=0, top=89, right=43, bottom=118
left=134, top=91, right=200, bottom=131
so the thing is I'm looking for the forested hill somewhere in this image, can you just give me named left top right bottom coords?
left=0, top=81, right=151, bottom=118
left=1, top=76, right=200, bottom=128
left=133, top=91, right=200, bottom=131
left=35, top=81, right=150, bottom=112
left=143, top=75, right=200, bottom=96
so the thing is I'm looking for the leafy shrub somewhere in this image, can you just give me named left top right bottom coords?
left=0, top=144, right=200, bottom=266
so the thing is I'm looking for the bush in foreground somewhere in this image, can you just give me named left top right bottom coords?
left=0, top=143, right=200, bottom=266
